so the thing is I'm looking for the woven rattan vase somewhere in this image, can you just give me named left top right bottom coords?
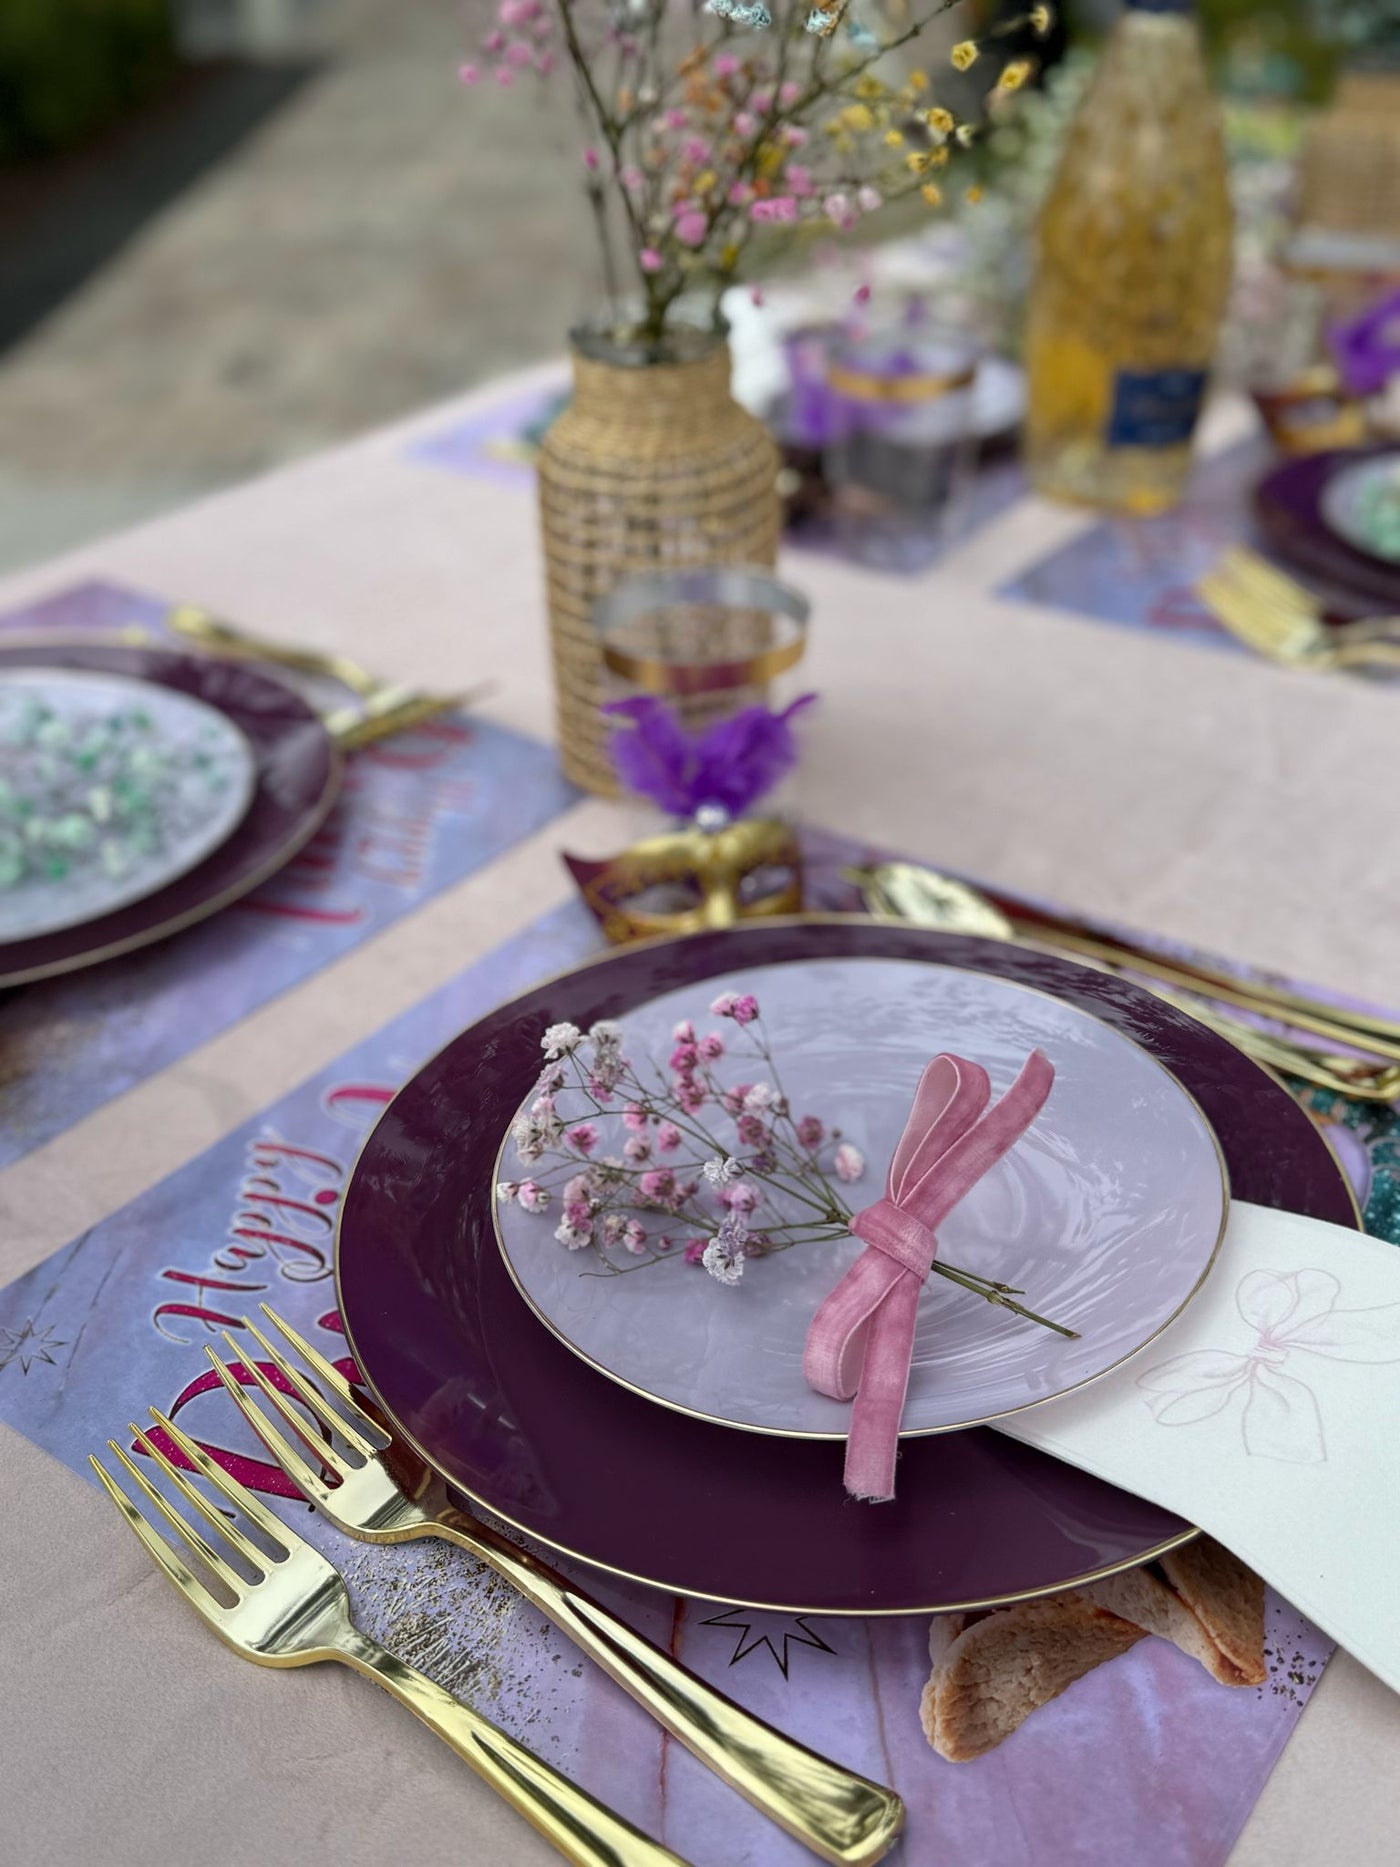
left=538, top=323, right=781, bottom=794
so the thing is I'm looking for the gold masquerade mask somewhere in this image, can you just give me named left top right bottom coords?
left=563, top=817, right=803, bottom=944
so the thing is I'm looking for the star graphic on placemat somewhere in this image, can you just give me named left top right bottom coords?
left=0, top=1318, right=66, bottom=1376
left=698, top=1606, right=837, bottom=1679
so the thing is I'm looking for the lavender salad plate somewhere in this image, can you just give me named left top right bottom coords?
left=494, top=959, right=1229, bottom=1437
left=0, top=667, right=258, bottom=943
left=336, top=920, right=1358, bottom=1615
left=0, top=642, right=340, bottom=988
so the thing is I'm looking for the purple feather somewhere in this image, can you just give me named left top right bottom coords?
left=605, top=694, right=816, bottom=818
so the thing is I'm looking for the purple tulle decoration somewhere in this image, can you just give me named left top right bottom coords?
left=1329, top=288, right=1400, bottom=398
left=604, top=694, right=817, bottom=819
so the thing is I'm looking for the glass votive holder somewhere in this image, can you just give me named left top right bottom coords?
left=822, top=324, right=981, bottom=559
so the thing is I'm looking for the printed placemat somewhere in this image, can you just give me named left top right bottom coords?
left=4, top=834, right=1386, bottom=1865
left=997, top=438, right=1275, bottom=647
left=410, top=382, right=1028, bottom=579
left=0, top=581, right=577, bottom=1167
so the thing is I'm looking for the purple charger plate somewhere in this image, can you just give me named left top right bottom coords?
left=1254, top=446, right=1400, bottom=615
left=0, top=643, right=341, bottom=988
left=337, top=920, right=1359, bottom=1615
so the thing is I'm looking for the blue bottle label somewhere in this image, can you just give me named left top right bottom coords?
left=1105, top=367, right=1207, bottom=448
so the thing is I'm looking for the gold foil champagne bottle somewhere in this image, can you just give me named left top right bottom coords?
left=1024, top=0, right=1233, bottom=513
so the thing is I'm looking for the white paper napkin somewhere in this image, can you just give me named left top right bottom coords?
left=998, top=1201, right=1400, bottom=1694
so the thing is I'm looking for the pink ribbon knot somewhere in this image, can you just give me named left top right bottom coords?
left=803, top=1049, right=1055, bottom=1503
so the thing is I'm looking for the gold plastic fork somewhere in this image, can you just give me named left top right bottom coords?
left=1196, top=547, right=1400, bottom=670
left=92, top=1410, right=689, bottom=1867
left=207, top=1308, right=906, bottom=1867
left=168, top=604, right=388, bottom=696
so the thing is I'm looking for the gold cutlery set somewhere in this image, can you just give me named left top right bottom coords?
left=1195, top=548, right=1400, bottom=675
left=849, top=861, right=1400, bottom=1104
left=94, top=1306, right=905, bottom=1867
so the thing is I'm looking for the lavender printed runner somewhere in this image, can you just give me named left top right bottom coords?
left=0, top=871, right=1370, bottom=1866
left=997, top=438, right=1274, bottom=647
left=0, top=580, right=577, bottom=1167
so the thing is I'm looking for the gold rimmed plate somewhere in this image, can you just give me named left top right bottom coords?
left=336, top=918, right=1357, bottom=1616
left=0, top=642, right=341, bottom=988
left=493, top=956, right=1230, bottom=1440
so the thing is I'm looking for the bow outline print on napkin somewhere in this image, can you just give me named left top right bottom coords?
left=804, top=1050, right=1055, bottom=1502
left=1137, top=1266, right=1400, bottom=1464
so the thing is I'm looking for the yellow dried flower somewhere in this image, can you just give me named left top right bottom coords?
left=853, top=75, right=886, bottom=101
left=950, top=41, right=979, bottom=72
left=907, top=69, right=928, bottom=93
left=883, top=128, right=904, bottom=148
left=616, top=85, right=634, bottom=112
left=927, top=143, right=949, bottom=168
left=921, top=182, right=944, bottom=207
left=1030, top=4, right=1053, bottom=35
left=756, top=142, right=783, bottom=177
left=997, top=58, right=1033, bottom=92
left=720, top=243, right=739, bottom=269
left=925, top=106, right=955, bottom=135
left=964, top=184, right=984, bottom=204
left=955, top=122, right=977, bottom=148
left=840, top=102, right=874, bottom=132
left=694, top=169, right=717, bottom=195
left=905, top=150, right=929, bottom=174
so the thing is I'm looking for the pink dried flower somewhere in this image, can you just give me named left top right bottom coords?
left=663, top=107, right=688, bottom=130
left=583, top=145, right=600, bottom=171
left=555, top=1219, right=591, bottom=1250
left=857, top=184, right=883, bottom=213
left=495, top=1180, right=520, bottom=1203
left=498, top=0, right=538, bottom=22
left=504, top=41, right=533, bottom=68
left=656, top=1121, right=682, bottom=1153
left=721, top=1082, right=751, bottom=1115
left=778, top=79, right=802, bottom=106
left=639, top=247, right=664, bottom=273
left=564, top=1172, right=591, bottom=1205
left=624, top=1218, right=648, bottom=1255
left=697, top=1032, right=725, bottom=1061
left=494, top=67, right=513, bottom=87
left=674, top=208, right=708, bottom=247
left=737, top=1114, right=769, bottom=1148
left=639, top=1168, right=676, bottom=1203
left=624, top=1135, right=651, bottom=1163
left=750, top=285, right=765, bottom=307
left=750, top=89, right=773, bottom=112
left=733, top=110, right=758, bottom=139
left=536, top=49, right=555, bottom=72
left=853, top=282, right=872, bottom=306
left=834, top=1142, right=865, bottom=1183
left=568, top=1121, right=599, bottom=1156
left=727, top=180, right=754, bottom=207
left=681, top=136, right=709, bottom=164
left=669, top=1041, right=699, bottom=1072
left=563, top=1199, right=593, bottom=1232
left=712, top=51, right=741, bottom=77
left=676, top=1078, right=708, bottom=1114
left=823, top=192, right=855, bottom=230
left=796, top=1115, right=824, bottom=1149
left=783, top=124, right=809, bottom=147
left=518, top=1179, right=550, bottom=1213
left=721, top=1180, right=760, bottom=1214
left=743, top=1083, right=774, bottom=1113
left=672, top=1019, right=696, bottom=1042
left=684, top=1239, right=708, bottom=1265
left=750, top=196, right=797, bottom=224
left=622, top=1102, right=648, bottom=1131
left=458, top=63, right=480, bottom=85
left=621, top=164, right=645, bottom=192
left=484, top=28, right=504, bottom=50
left=731, top=994, right=759, bottom=1025
left=786, top=164, right=814, bottom=197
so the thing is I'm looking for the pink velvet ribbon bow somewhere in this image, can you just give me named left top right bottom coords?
left=803, top=1049, right=1055, bottom=1503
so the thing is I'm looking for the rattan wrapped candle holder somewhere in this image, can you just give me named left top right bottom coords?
left=537, top=321, right=781, bottom=794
